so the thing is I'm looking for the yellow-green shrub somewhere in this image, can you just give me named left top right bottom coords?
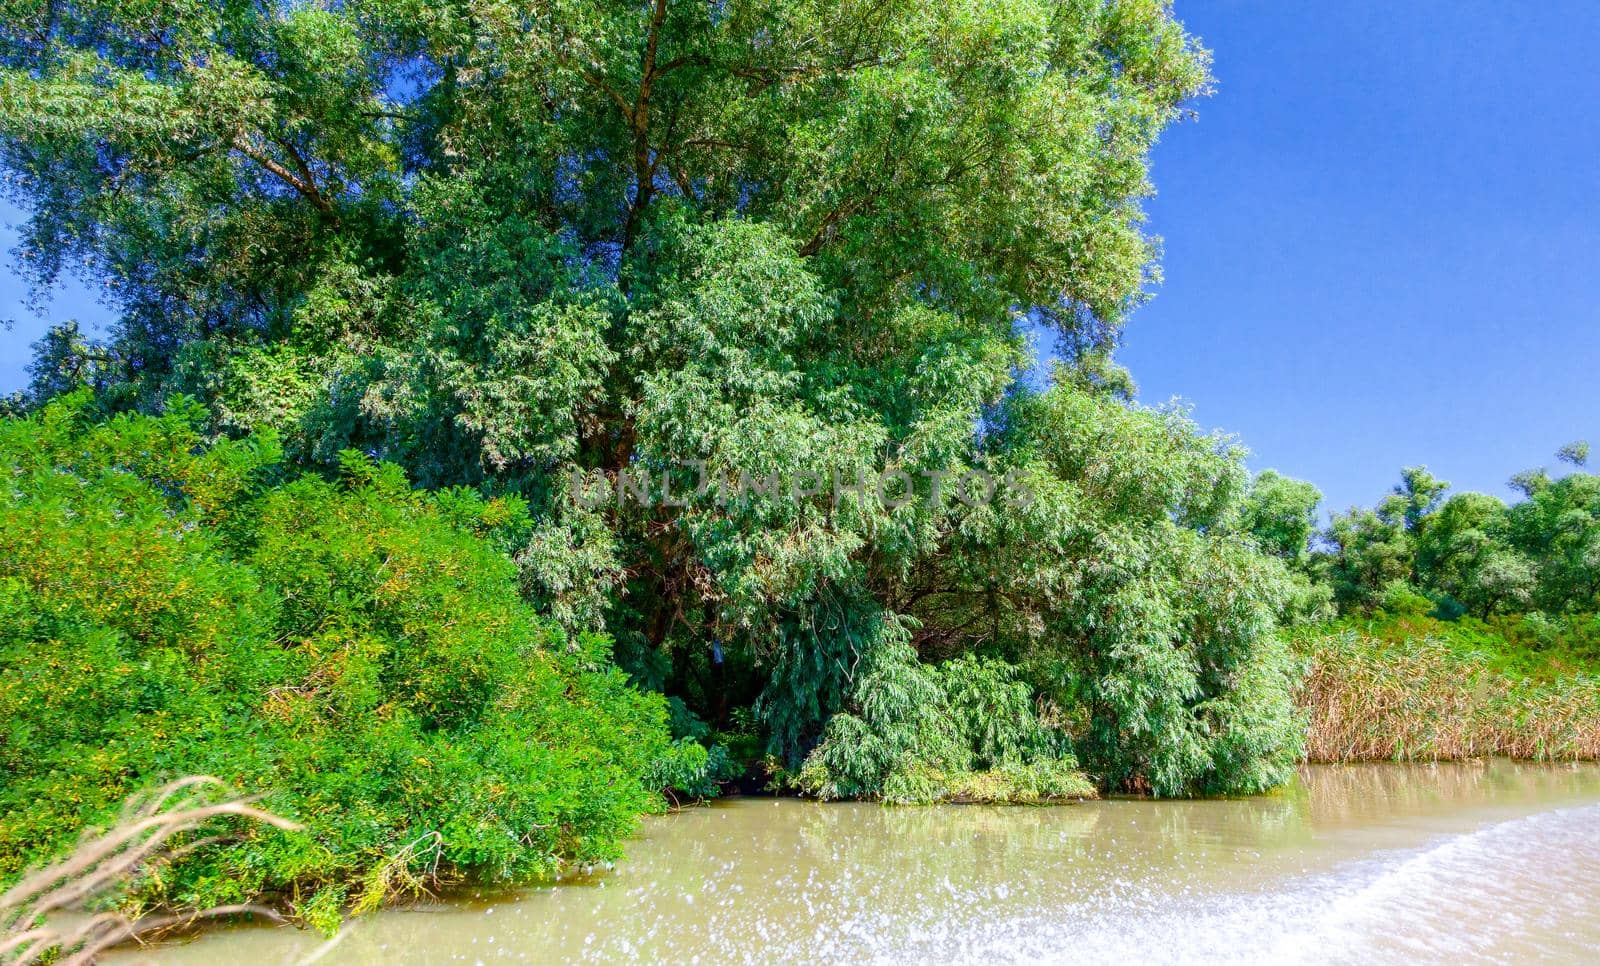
left=0, top=394, right=673, bottom=923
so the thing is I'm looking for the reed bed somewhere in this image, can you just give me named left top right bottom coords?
left=1299, top=628, right=1600, bottom=762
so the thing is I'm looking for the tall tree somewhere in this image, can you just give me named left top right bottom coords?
left=3, top=2, right=1313, bottom=795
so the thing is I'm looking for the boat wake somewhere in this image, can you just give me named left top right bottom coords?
left=851, top=804, right=1600, bottom=963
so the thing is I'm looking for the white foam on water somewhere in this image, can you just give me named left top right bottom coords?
left=824, top=804, right=1600, bottom=964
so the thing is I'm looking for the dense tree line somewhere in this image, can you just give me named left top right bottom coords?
left=1321, top=450, right=1598, bottom=623
left=1261, top=446, right=1600, bottom=766
left=1239, top=446, right=1598, bottom=636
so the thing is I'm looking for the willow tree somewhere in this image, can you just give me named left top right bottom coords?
left=2, top=0, right=1304, bottom=795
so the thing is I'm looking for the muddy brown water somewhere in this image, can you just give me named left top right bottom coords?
left=116, top=761, right=1600, bottom=963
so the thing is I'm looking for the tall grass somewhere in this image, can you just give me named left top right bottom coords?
left=1298, top=627, right=1600, bottom=762
left=0, top=778, right=298, bottom=964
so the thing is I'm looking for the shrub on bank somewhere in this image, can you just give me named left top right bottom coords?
left=795, top=651, right=1095, bottom=804
left=0, top=395, right=675, bottom=926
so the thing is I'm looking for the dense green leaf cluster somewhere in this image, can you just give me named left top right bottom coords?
left=0, top=1, right=1320, bottom=801
left=797, top=648, right=1095, bottom=804
left=0, top=395, right=674, bottom=923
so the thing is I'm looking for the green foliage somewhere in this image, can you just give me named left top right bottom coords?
left=1316, top=447, right=1599, bottom=620
left=2, top=2, right=1311, bottom=804
left=1491, top=611, right=1600, bottom=666
left=0, top=396, right=674, bottom=924
left=1240, top=470, right=1322, bottom=563
left=949, top=383, right=1306, bottom=796
left=647, top=739, right=741, bottom=802
left=798, top=648, right=1092, bottom=804
left=1, top=0, right=1209, bottom=410
left=1328, top=609, right=1600, bottom=681
left=773, top=379, right=1308, bottom=799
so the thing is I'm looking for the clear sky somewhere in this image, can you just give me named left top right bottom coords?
left=1, top=198, right=115, bottom=389
left=1118, top=0, right=1600, bottom=515
left=2, top=0, right=1597, bottom=517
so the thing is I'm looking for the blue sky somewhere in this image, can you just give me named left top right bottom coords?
left=2, top=0, right=1598, bottom=516
left=1117, top=0, right=1600, bottom=514
left=1, top=197, right=113, bottom=382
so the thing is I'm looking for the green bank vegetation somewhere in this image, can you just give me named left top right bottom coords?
left=1287, top=454, right=1600, bottom=763
left=0, top=0, right=1594, bottom=944
left=0, top=396, right=684, bottom=931
left=1, top=778, right=302, bottom=963
left=1299, top=618, right=1600, bottom=763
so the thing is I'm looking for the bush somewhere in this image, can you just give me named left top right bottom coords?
left=0, top=394, right=674, bottom=925
left=797, top=649, right=1093, bottom=804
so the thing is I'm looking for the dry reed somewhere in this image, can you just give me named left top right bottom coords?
left=1300, top=629, right=1600, bottom=762
left=0, top=776, right=300, bottom=965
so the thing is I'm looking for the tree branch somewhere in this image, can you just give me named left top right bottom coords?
left=229, top=133, right=334, bottom=215
left=622, top=0, right=672, bottom=251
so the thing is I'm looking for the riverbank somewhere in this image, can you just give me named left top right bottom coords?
left=1296, top=616, right=1600, bottom=762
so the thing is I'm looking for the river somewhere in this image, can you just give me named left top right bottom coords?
left=118, top=760, right=1600, bottom=963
